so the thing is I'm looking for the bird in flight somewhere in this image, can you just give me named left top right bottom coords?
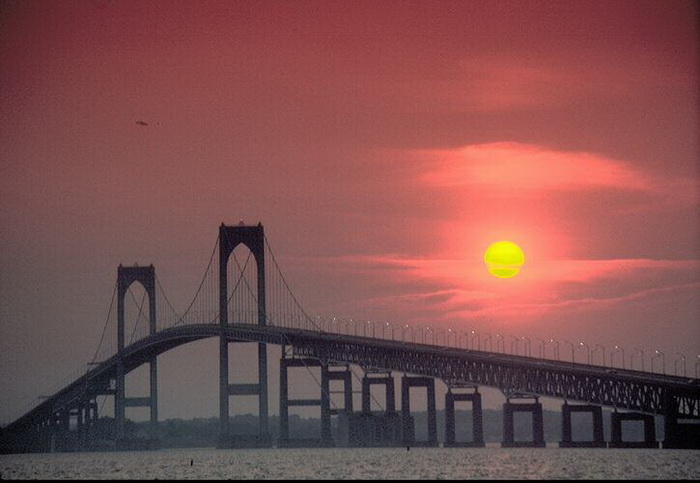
left=135, top=120, right=148, bottom=126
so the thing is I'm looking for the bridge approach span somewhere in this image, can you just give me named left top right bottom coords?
left=7, top=323, right=699, bottom=435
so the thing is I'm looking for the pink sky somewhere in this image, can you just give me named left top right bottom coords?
left=1, top=0, right=698, bottom=422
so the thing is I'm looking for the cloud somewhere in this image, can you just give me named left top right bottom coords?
left=418, top=142, right=651, bottom=192
left=311, top=253, right=700, bottom=325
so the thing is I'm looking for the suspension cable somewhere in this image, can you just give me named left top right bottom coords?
left=127, top=286, right=148, bottom=344
left=155, top=274, right=181, bottom=328
left=174, top=236, right=219, bottom=327
left=263, top=234, right=321, bottom=331
left=89, top=280, right=117, bottom=365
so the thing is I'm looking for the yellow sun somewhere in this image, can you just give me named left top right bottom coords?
left=484, top=241, right=525, bottom=278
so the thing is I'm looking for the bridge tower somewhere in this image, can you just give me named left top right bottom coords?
left=218, top=222, right=270, bottom=447
left=116, top=264, right=158, bottom=448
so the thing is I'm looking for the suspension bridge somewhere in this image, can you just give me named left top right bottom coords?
left=1, top=223, right=699, bottom=453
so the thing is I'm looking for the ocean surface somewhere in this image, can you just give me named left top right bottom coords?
left=2, top=445, right=699, bottom=479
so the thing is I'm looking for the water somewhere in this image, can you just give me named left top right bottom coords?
left=2, top=446, right=699, bottom=479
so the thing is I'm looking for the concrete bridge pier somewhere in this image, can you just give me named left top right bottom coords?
left=444, top=385, right=485, bottom=447
left=75, top=399, right=96, bottom=451
left=328, top=364, right=354, bottom=416
left=501, top=394, right=546, bottom=447
left=362, top=369, right=395, bottom=414
left=278, top=356, right=335, bottom=447
left=559, top=402, right=605, bottom=447
left=608, top=410, right=658, bottom=448
left=401, top=375, right=438, bottom=447
left=332, top=369, right=402, bottom=447
left=662, top=393, right=700, bottom=449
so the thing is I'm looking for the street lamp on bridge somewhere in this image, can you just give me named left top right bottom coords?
left=447, top=328, right=456, bottom=347
left=510, top=336, right=520, bottom=355
left=675, top=352, right=686, bottom=377
left=392, top=322, right=403, bottom=341
left=471, top=330, right=480, bottom=351
left=564, top=340, right=575, bottom=363
left=579, top=342, right=591, bottom=365
left=535, top=338, right=547, bottom=359
left=592, top=344, right=606, bottom=367
left=426, top=326, right=436, bottom=345
left=495, top=333, right=505, bottom=353
left=631, top=348, right=645, bottom=371
left=403, top=324, right=414, bottom=343
left=652, top=350, right=665, bottom=374
left=550, top=339, right=560, bottom=361
left=522, top=336, right=532, bottom=357
left=436, top=328, right=446, bottom=346
left=459, top=331, right=470, bottom=349
left=366, top=320, right=376, bottom=339
left=611, top=345, right=625, bottom=369
left=482, top=332, right=492, bottom=352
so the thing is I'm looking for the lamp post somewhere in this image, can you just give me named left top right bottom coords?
left=696, top=355, right=700, bottom=378
left=611, top=345, right=625, bottom=369
left=536, top=338, right=547, bottom=359
left=510, top=336, right=520, bottom=356
left=674, top=352, right=686, bottom=377
left=495, top=333, right=505, bottom=353
left=426, top=326, right=435, bottom=345
left=483, top=332, right=492, bottom=352
left=436, top=328, right=446, bottom=346
left=459, top=331, right=470, bottom=349
left=522, top=337, right=532, bottom=357
left=419, top=326, right=428, bottom=344
left=471, top=330, right=481, bottom=351
left=550, top=339, right=560, bottom=361
left=392, top=323, right=402, bottom=341
left=631, top=348, right=644, bottom=371
left=653, top=350, right=665, bottom=374
left=564, top=340, right=575, bottom=363
left=447, top=328, right=456, bottom=347
left=579, top=342, right=591, bottom=365
left=403, top=324, right=414, bottom=343
left=592, top=344, right=606, bottom=367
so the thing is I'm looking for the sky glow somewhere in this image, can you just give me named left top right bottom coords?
left=0, top=0, right=698, bottom=423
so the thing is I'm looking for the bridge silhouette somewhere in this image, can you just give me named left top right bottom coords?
left=2, top=223, right=699, bottom=452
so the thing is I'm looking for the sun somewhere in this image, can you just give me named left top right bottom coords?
left=484, top=241, right=525, bottom=278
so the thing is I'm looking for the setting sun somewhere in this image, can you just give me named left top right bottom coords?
left=484, top=241, right=525, bottom=278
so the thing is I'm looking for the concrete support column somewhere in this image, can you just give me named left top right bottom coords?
left=444, top=386, right=485, bottom=447
left=401, top=376, right=437, bottom=447
left=559, top=402, right=605, bottom=447
left=327, top=366, right=354, bottom=416
left=320, top=364, right=332, bottom=445
left=361, top=371, right=395, bottom=414
left=115, top=361, right=125, bottom=441
left=278, top=357, right=334, bottom=447
left=662, top=392, right=700, bottom=449
left=279, top=355, right=289, bottom=445
left=609, top=411, right=658, bottom=448
left=501, top=395, right=546, bottom=448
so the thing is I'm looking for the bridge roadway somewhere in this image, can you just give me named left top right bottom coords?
left=5, top=322, right=699, bottom=438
